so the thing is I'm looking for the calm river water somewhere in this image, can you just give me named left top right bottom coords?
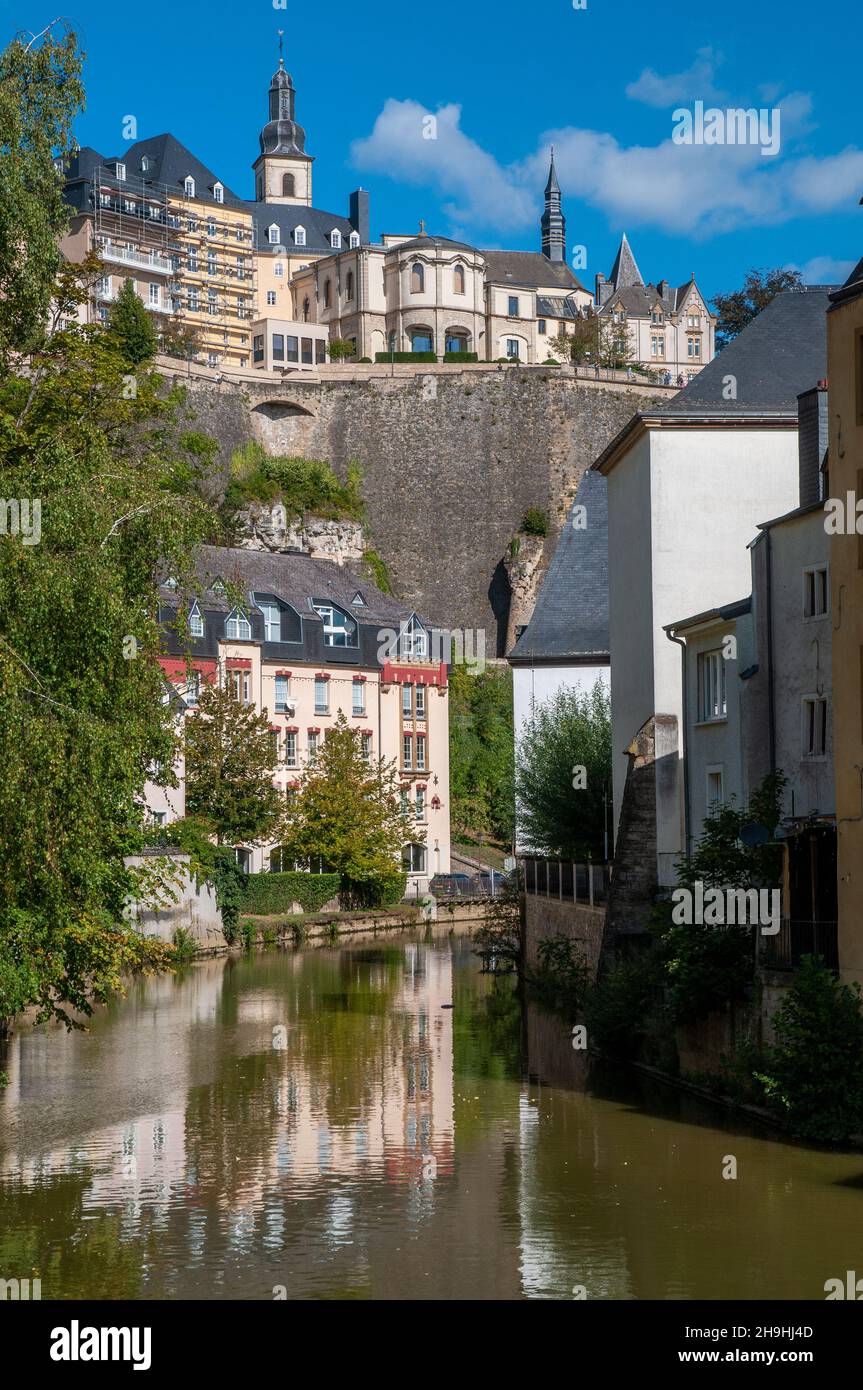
left=1, top=929, right=861, bottom=1300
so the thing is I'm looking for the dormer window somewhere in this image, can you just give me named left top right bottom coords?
left=189, top=602, right=204, bottom=638
left=115, top=162, right=126, bottom=181
left=226, top=608, right=252, bottom=640
left=254, top=594, right=282, bottom=643
left=349, top=231, right=360, bottom=248
left=140, top=156, right=149, bottom=173
left=400, top=615, right=428, bottom=659
left=330, top=229, right=342, bottom=249
left=184, top=176, right=195, bottom=197
left=268, top=224, right=280, bottom=245
left=351, top=591, right=366, bottom=607
left=213, top=182, right=224, bottom=204
left=294, top=226, right=306, bottom=246
left=313, top=603, right=357, bottom=648
left=163, top=575, right=179, bottom=591
left=210, top=577, right=226, bottom=596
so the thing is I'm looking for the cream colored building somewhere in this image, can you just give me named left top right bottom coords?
left=595, top=233, right=715, bottom=378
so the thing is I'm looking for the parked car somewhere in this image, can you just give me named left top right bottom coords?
left=429, top=873, right=473, bottom=898
left=474, top=869, right=511, bottom=896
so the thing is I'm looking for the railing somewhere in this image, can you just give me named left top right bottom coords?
left=520, top=857, right=612, bottom=906
left=760, top=919, right=839, bottom=972
left=96, top=242, right=173, bottom=275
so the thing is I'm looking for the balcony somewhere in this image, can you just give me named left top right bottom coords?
left=96, top=242, right=173, bottom=276
left=760, top=918, right=839, bottom=972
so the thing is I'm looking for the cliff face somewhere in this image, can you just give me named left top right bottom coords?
left=172, top=367, right=660, bottom=653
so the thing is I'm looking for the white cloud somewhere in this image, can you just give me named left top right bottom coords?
left=625, top=47, right=724, bottom=107
left=788, top=254, right=856, bottom=284
left=351, top=87, right=862, bottom=242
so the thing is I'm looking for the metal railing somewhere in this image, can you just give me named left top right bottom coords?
left=520, top=857, right=612, bottom=906
left=760, top=918, right=839, bottom=972
left=96, top=241, right=173, bottom=275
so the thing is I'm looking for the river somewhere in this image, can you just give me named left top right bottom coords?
left=0, top=928, right=860, bottom=1300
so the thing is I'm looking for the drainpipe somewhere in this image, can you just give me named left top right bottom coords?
left=764, top=528, right=776, bottom=774
left=666, top=627, right=691, bottom=862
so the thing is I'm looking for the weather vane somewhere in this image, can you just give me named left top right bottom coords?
left=278, top=29, right=284, bottom=65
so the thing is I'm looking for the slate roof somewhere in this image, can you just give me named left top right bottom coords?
left=483, top=250, right=585, bottom=292
left=165, top=546, right=427, bottom=628
left=253, top=203, right=354, bottom=254
left=607, top=233, right=643, bottom=291
left=392, top=234, right=478, bottom=254
left=656, top=286, right=834, bottom=418
left=601, top=278, right=698, bottom=318
left=828, top=254, right=863, bottom=308
left=508, top=469, right=609, bottom=664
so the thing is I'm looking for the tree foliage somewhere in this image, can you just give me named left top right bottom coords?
left=280, top=714, right=413, bottom=908
left=449, top=664, right=515, bottom=845
left=184, top=679, right=283, bottom=845
left=105, top=278, right=158, bottom=366
left=515, top=680, right=611, bottom=858
left=711, top=267, right=803, bottom=349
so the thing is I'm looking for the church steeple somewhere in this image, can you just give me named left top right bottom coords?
left=541, top=147, right=565, bottom=263
left=253, top=32, right=314, bottom=206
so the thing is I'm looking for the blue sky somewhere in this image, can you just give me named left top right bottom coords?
left=11, top=0, right=863, bottom=300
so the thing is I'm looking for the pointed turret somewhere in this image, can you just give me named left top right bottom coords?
left=541, top=147, right=566, bottom=264
left=607, top=233, right=643, bottom=291
left=252, top=33, right=314, bottom=206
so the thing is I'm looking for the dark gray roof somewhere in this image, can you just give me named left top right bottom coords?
left=113, top=134, right=245, bottom=207
left=508, top=470, right=609, bottom=664
left=608, top=233, right=643, bottom=290
left=393, top=234, right=477, bottom=254
left=829, top=254, right=863, bottom=308
left=665, top=596, right=752, bottom=633
left=657, top=286, right=834, bottom=417
left=171, top=546, right=426, bottom=627
left=483, top=250, right=585, bottom=292
left=252, top=203, right=354, bottom=254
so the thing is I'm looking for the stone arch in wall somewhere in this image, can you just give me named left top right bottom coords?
left=250, top=398, right=317, bottom=454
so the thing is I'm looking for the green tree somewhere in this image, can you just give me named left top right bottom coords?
left=327, top=337, right=356, bottom=361
left=712, top=267, right=803, bottom=349
left=280, top=713, right=413, bottom=908
left=105, top=277, right=158, bottom=366
left=159, top=316, right=201, bottom=364
left=0, top=23, right=84, bottom=364
left=184, top=679, right=283, bottom=845
left=449, top=664, right=515, bottom=845
left=550, top=314, right=599, bottom=365
left=515, top=680, right=611, bottom=858
left=597, top=317, right=634, bottom=369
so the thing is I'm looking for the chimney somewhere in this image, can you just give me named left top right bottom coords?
left=595, top=272, right=606, bottom=307
left=797, top=382, right=829, bottom=507
left=349, top=189, right=370, bottom=245
left=657, top=278, right=669, bottom=300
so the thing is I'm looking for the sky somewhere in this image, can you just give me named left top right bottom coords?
left=8, top=0, right=863, bottom=301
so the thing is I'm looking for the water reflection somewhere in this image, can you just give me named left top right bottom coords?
left=1, top=932, right=862, bottom=1300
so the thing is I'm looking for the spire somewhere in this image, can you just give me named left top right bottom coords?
left=541, top=147, right=565, bottom=263
left=608, top=232, right=643, bottom=290
left=258, top=37, right=307, bottom=157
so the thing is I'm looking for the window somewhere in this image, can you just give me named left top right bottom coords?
left=416, top=735, right=427, bottom=771
left=314, top=677, right=329, bottom=713
left=324, top=280, right=332, bottom=309
left=803, top=697, right=828, bottom=757
left=275, top=674, right=290, bottom=710
left=415, top=685, right=426, bottom=718
left=352, top=679, right=365, bottom=715
left=269, top=729, right=279, bottom=761
left=267, top=290, right=276, bottom=307
left=410, top=262, right=425, bottom=293
left=97, top=275, right=110, bottom=296
left=508, top=296, right=519, bottom=317
left=349, top=231, right=360, bottom=248
left=272, top=334, right=285, bottom=361
left=229, top=669, right=251, bottom=704
left=651, top=336, right=665, bottom=357
left=236, top=228, right=245, bottom=242
left=184, top=176, right=195, bottom=197
left=207, top=254, right=217, bottom=276
left=416, top=788, right=425, bottom=820
left=188, top=291, right=199, bottom=312
left=307, top=731, right=318, bottom=763
left=282, top=173, right=295, bottom=197
left=214, top=182, right=224, bottom=203
left=256, top=599, right=281, bottom=642
left=403, top=735, right=413, bottom=769
left=188, top=252, right=198, bottom=272
left=274, top=262, right=284, bottom=278
left=454, top=264, right=466, bottom=294
left=302, top=337, right=313, bottom=364
left=316, top=339, right=327, bottom=364
left=149, top=284, right=160, bottom=308
left=302, top=297, right=310, bottom=322
left=189, top=602, right=204, bottom=638
left=361, top=733, right=372, bottom=762
left=253, top=333, right=264, bottom=363
left=207, top=291, right=217, bottom=315
left=706, top=767, right=725, bottom=810
left=115, top=162, right=126, bottom=181
left=268, top=225, right=280, bottom=245
left=294, top=226, right=306, bottom=246
left=207, top=353, right=218, bottom=368
left=237, top=256, right=246, bottom=280
left=687, top=313, right=701, bottom=328
left=410, top=329, right=433, bottom=353
left=330, top=229, right=341, bottom=249
left=188, top=216, right=198, bottom=232
left=506, top=339, right=521, bottom=359
left=803, top=566, right=829, bottom=618
left=140, top=156, right=150, bottom=173
left=286, top=335, right=299, bottom=363
left=403, top=684, right=413, bottom=718
left=538, top=318, right=546, bottom=334
left=226, top=609, right=252, bottom=640
left=651, top=309, right=664, bottom=324
left=185, top=672, right=201, bottom=707
left=400, top=788, right=410, bottom=815
left=446, top=331, right=468, bottom=353
left=206, top=221, right=216, bottom=238
left=698, top=650, right=727, bottom=722
left=402, top=843, right=427, bottom=874
left=687, top=335, right=701, bottom=358
left=401, top=616, right=428, bottom=659
left=149, top=204, right=160, bottom=220
left=123, top=199, right=136, bottom=214
left=346, top=271, right=354, bottom=300
left=285, top=731, right=298, bottom=766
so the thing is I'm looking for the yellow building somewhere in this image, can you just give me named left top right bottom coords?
left=828, top=254, right=863, bottom=982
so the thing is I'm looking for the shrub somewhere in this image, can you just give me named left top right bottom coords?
left=239, top=871, right=341, bottom=916
left=224, top=444, right=366, bottom=521
left=443, top=351, right=478, bottom=363
left=328, top=338, right=356, bottom=361
left=374, top=351, right=436, bottom=363
left=584, top=946, right=667, bottom=1059
left=358, top=356, right=372, bottom=363
left=756, top=956, right=863, bottom=1140
left=171, top=927, right=197, bottom=962
left=521, top=507, right=548, bottom=537
left=533, top=935, right=590, bottom=1014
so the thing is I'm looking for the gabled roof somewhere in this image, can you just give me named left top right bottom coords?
left=483, top=250, right=585, bottom=292
left=828, top=253, right=863, bottom=308
left=252, top=202, right=354, bottom=253
left=656, top=286, right=834, bottom=418
left=508, top=469, right=609, bottom=664
left=117, top=134, right=246, bottom=207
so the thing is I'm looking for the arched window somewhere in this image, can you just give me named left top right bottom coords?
left=302, top=297, right=310, bottom=323
left=346, top=271, right=354, bottom=300
left=256, top=177, right=263, bottom=200
left=324, top=280, right=332, bottom=308
left=282, top=172, right=295, bottom=197
left=453, top=263, right=466, bottom=294
left=294, top=226, right=306, bottom=246
left=267, top=224, right=280, bottom=245
left=410, top=262, right=425, bottom=294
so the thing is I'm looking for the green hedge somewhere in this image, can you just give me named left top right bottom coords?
left=443, top=351, right=478, bottom=363
left=239, top=872, right=341, bottom=916
left=374, top=351, right=437, bottom=363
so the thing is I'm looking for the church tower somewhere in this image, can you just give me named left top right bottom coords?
left=252, top=35, right=314, bottom=206
left=541, top=148, right=566, bottom=263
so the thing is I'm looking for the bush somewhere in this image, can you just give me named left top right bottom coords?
left=521, top=507, right=548, bottom=537
left=224, top=444, right=366, bottom=521
left=496, top=356, right=520, bottom=363
left=171, top=927, right=197, bottom=962
left=374, top=351, right=436, bottom=363
left=756, top=956, right=863, bottom=1140
left=584, top=947, right=667, bottom=1059
left=443, top=351, right=478, bottom=363
left=533, top=935, right=590, bottom=1014
left=544, top=357, right=561, bottom=365
left=239, top=871, right=341, bottom=916
left=358, top=356, right=372, bottom=363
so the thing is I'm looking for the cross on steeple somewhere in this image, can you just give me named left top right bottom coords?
left=277, top=29, right=284, bottom=68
